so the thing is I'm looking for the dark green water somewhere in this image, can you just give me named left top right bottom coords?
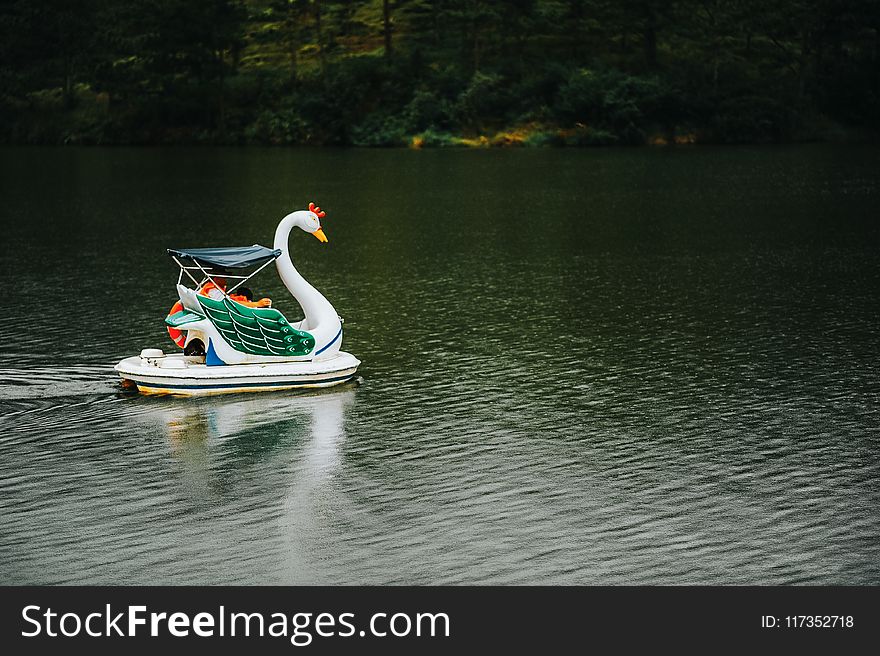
left=0, top=145, right=878, bottom=584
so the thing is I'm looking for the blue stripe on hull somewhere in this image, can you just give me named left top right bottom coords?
left=137, top=373, right=356, bottom=390
left=315, top=326, right=343, bottom=356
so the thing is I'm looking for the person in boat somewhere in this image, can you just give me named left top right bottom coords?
left=198, top=277, right=272, bottom=308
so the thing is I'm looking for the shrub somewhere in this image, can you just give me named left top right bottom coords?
left=244, top=108, right=309, bottom=145
left=710, top=96, right=791, bottom=143
left=350, top=113, right=407, bottom=147
left=410, top=129, right=463, bottom=147
left=402, top=88, right=452, bottom=133
left=555, top=68, right=679, bottom=144
left=452, top=72, right=512, bottom=129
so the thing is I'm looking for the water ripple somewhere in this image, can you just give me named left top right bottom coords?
left=1, top=146, right=879, bottom=584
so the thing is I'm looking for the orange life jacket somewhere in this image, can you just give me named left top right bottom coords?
left=200, top=282, right=259, bottom=306
left=198, top=281, right=225, bottom=298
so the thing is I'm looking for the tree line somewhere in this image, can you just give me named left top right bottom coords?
left=1, top=0, right=878, bottom=146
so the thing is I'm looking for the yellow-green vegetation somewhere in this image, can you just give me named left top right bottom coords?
left=1, top=0, right=878, bottom=146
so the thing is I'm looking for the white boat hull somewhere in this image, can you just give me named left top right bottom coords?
left=115, top=351, right=361, bottom=396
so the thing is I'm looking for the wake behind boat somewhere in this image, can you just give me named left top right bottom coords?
left=115, top=203, right=360, bottom=396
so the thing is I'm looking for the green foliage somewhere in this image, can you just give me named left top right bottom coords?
left=245, top=107, right=310, bottom=144
left=452, top=72, right=510, bottom=130
left=710, top=96, right=791, bottom=144
left=401, top=88, right=452, bottom=132
left=350, top=113, right=407, bottom=146
left=0, top=0, right=877, bottom=145
left=557, top=68, right=684, bottom=144
left=411, top=129, right=462, bottom=147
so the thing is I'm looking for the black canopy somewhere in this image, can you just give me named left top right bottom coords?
left=167, top=245, right=282, bottom=269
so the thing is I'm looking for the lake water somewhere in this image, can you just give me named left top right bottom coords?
left=0, top=145, right=878, bottom=584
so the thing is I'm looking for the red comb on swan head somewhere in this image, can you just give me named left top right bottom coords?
left=308, top=202, right=326, bottom=218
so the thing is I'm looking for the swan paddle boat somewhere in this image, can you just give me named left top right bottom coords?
left=115, top=203, right=360, bottom=395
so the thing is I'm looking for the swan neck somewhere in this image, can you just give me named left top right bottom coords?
left=273, top=213, right=338, bottom=334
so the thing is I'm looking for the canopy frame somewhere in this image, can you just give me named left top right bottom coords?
left=168, top=246, right=281, bottom=301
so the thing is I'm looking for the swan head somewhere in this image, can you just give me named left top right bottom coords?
left=298, top=202, right=328, bottom=243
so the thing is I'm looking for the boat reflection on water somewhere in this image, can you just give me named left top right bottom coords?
left=278, top=385, right=358, bottom=583
left=124, top=383, right=359, bottom=580
left=146, top=385, right=355, bottom=448
left=132, top=384, right=357, bottom=505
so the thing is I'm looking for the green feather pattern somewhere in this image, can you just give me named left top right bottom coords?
left=196, top=295, right=315, bottom=357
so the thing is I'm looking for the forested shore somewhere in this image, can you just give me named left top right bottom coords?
left=1, top=0, right=878, bottom=147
